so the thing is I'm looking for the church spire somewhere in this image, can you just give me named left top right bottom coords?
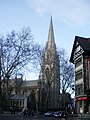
left=49, top=16, right=53, bottom=32
left=39, top=16, right=60, bottom=110
left=46, top=16, right=56, bottom=50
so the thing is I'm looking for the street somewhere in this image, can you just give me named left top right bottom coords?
left=0, top=113, right=90, bottom=120
left=0, top=113, right=65, bottom=120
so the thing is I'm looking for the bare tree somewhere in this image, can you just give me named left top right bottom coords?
left=59, top=48, right=75, bottom=94
left=39, top=48, right=60, bottom=111
left=58, top=48, right=75, bottom=110
left=0, top=27, right=42, bottom=97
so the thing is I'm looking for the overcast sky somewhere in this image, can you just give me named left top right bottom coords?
left=1, top=0, right=90, bottom=80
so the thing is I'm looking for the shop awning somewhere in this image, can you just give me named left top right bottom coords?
left=76, top=97, right=87, bottom=101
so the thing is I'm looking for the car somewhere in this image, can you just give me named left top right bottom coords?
left=53, top=111, right=62, bottom=118
left=61, top=111, right=66, bottom=118
left=54, top=111, right=66, bottom=118
left=44, top=111, right=55, bottom=117
left=44, top=112, right=52, bottom=116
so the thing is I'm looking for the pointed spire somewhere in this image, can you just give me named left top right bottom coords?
left=46, top=16, right=56, bottom=50
left=49, top=16, right=53, bottom=32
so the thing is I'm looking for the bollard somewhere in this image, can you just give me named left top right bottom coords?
left=80, top=107, right=83, bottom=120
left=81, top=113, right=83, bottom=120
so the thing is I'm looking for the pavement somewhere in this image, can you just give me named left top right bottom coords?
left=67, top=113, right=90, bottom=120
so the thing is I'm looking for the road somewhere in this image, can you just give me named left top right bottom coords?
left=0, top=113, right=90, bottom=120
left=0, top=113, right=65, bottom=120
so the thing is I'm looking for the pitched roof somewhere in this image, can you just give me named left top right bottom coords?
left=70, top=36, right=90, bottom=63
left=21, top=80, right=39, bottom=88
left=76, top=36, right=90, bottom=51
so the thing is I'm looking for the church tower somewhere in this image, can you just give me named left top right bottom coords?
left=39, top=16, right=60, bottom=111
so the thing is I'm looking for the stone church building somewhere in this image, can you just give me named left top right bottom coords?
left=38, top=16, right=60, bottom=111
left=5, top=17, right=60, bottom=112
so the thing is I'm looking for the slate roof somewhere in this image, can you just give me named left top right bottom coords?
left=76, top=36, right=90, bottom=51
left=70, top=36, right=90, bottom=63
left=21, top=80, right=39, bottom=88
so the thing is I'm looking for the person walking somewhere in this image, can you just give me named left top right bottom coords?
left=23, top=108, right=27, bottom=117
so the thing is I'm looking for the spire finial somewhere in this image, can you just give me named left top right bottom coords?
left=49, top=15, right=53, bottom=31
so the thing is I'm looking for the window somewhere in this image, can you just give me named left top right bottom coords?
left=76, top=84, right=83, bottom=95
left=75, top=69, right=82, bottom=80
left=75, top=58, right=82, bottom=68
left=75, top=45, right=81, bottom=53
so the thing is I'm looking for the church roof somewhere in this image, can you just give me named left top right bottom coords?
left=21, top=80, right=39, bottom=88
left=70, top=36, right=90, bottom=63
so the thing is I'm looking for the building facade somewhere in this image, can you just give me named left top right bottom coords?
left=70, top=36, right=90, bottom=113
left=4, top=77, right=39, bottom=111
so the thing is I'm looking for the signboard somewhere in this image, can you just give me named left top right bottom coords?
left=76, top=97, right=87, bottom=101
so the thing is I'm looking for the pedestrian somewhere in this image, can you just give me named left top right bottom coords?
left=13, top=106, right=16, bottom=115
left=10, top=107, right=13, bottom=114
left=30, top=109, right=34, bottom=117
left=23, top=108, right=27, bottom=117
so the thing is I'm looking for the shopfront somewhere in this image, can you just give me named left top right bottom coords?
left=76, top=96, right=87, bottom=113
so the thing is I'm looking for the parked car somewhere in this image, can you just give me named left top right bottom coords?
left=44, top=111, right=55, bottom=117
left=53, top=111, right=62, bottom=118
left=54, top=111, right=66, bottom=118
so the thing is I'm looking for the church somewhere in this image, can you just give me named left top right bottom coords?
left=38, top=16, right=60, bottom=111
left=6, top=17, right=60, bottom=112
